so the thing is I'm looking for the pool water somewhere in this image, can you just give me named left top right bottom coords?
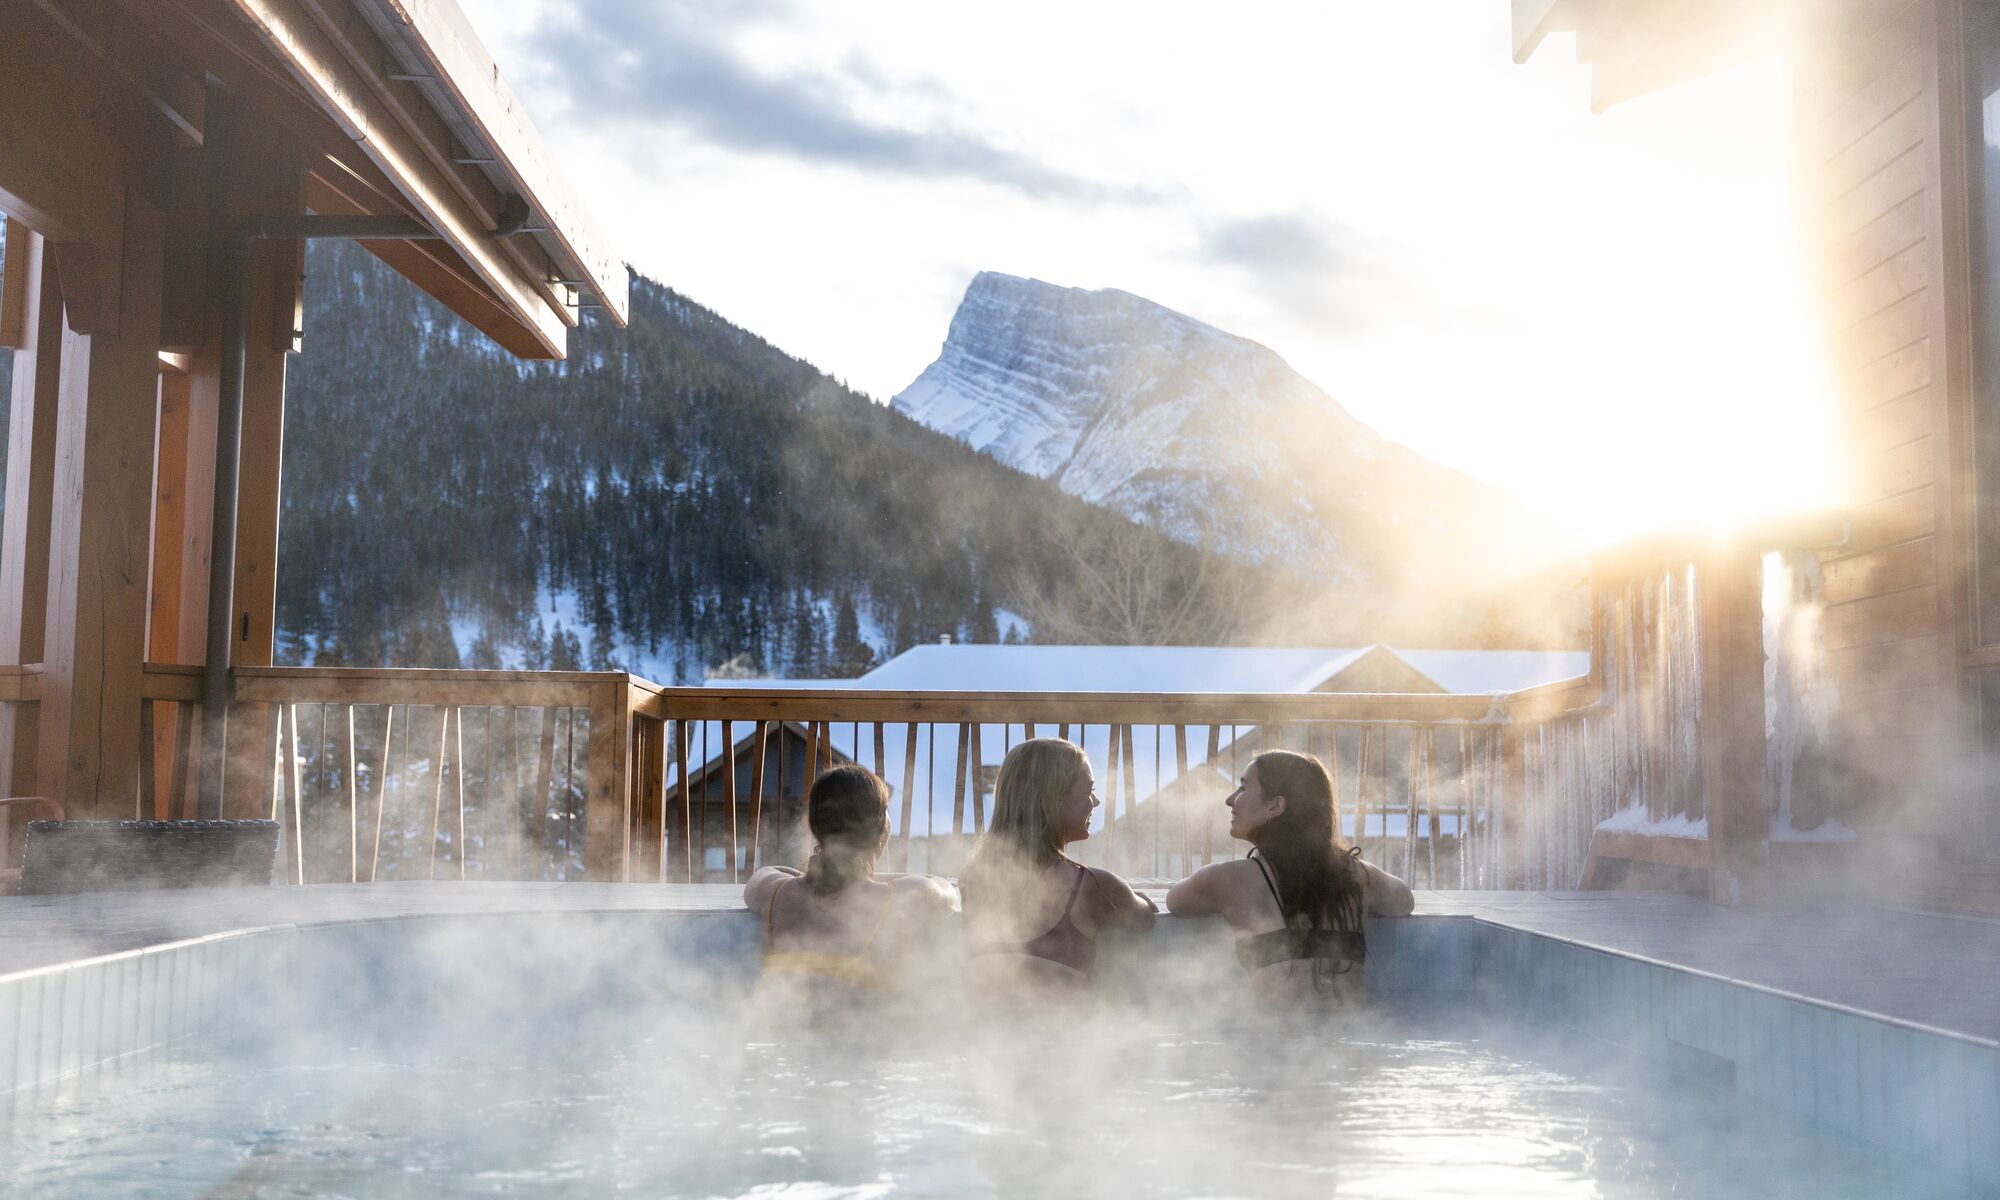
left=0, top=1011, right=1957, bottom=1198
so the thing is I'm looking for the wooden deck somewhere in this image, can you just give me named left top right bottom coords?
left=4, top=884, right=1995, bottom=1044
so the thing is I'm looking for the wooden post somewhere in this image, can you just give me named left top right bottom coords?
left=898, top=722, right=918, bottom=871
left=35, top=193, right=165, bottom=819
left=0, top=221, right=63, bottom=852
left=203, top=97, right=306, bottom=820
left=370, top=705, right=395, bottom=882
left=1498, top=721, right=1529, bottom=889
left=968, top=721, right=985, bottom=833
left=950, top=723, right=968, bottom=837
left=1698, top=546, right=1770, bottom=905
left=721, top=719, right=738, bottom=882
left=582, top=682, right=631, bottom=881
left=630, top=715, right=664, bottom=883
left=499, top=706, right=521, bottom=878
left=1174, top=725, right=1190, bottom=876
left=1121, top=723, right=1138, bottom=873
left=530, top=706, right=555, bottom=878
left=748, top=720, right=769, bottom=874
left=674, top=717, right=691, bottom=881
left=426, top=706, right=448, bottom=879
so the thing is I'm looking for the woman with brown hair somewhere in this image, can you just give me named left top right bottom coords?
left=960, top=737, right=1156, bottom=990
left=745, top=764, right=958, bottom=999
left=1165, top=749, right=1413, bottom=1009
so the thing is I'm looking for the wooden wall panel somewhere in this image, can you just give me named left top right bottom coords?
left=1821, top=536, right=1939, bottom=604
left=1798, top=0, right=1963, bottom=851
left=1852, top=386, right=1934, bottom=450
left=1829, top=192, right=1929, bottom=284
left=1823, top=583, right=1941, bottom=647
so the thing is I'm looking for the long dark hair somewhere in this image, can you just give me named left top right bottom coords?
left=803, top=765, right=890, bottom=896
left=1245, top=750, right=1365, bottom=939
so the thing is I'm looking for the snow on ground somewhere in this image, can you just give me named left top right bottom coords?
left=1595, top=803, right=1708, bottom=839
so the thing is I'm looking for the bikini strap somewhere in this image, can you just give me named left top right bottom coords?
left=1249, top=850, right=1284, bottom=912
left=1060, top=863, right=1089, bottom=917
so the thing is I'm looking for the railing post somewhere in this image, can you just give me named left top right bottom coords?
left=1698, top=546, right=1770, bottom=904
left=583, top=680, right=633, bottom=881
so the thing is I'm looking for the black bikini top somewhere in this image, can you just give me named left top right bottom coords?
left=1234, top=851, right=1365, bottom=974
left=967, top=863, right=1097, bottom=975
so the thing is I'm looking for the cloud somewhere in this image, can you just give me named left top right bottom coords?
left=531, top=0, right=1148, bottom=202
left=1195, top=213, right=1424, bottom=331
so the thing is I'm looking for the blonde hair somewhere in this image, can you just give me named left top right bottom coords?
left=965, top=738, right=1090, bottom=885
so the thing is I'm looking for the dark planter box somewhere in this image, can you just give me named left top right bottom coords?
left=19, top=819, right=281, bottom=895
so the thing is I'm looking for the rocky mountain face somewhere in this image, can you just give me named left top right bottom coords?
left=895, top=273, right=1559, bottom=613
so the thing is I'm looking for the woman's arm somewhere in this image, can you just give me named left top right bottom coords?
left=1360, top=861, right=1415, bottom=916
left=1086, top=867, right=1158, bottom=931
left=1164, top=864, right=1227, bottom=918
left=743, top=865, right=802, bottom=916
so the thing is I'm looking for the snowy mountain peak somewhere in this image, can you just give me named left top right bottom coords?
left=893, top=273, right=1553, bottom=594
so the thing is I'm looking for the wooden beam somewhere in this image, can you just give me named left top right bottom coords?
left=226, top=0, right=570, bottom=355
left=36, top=191, right=165, bottom=819
left=147, top=370, right=194, bottom=669
left=0, top=224, right=63, bottom=854
left=26, top=0, right=208, bottom=147
left=302, top=169, right=554, bottom=359
left=1697, top=546, right=1772, bottom=904
left=0, top=8, right=137, bottom=251
left=0, top=219, right=29, bottom=349
left=195, top=94, right=308, bottom=678
left=291, top=0, right=584, bottom=328
left=1511, top=0, right=1571, bottom=63
left=654, top=687, right=1502, bottom=727
left=0, top=224, right=63, bottom=671
left=377, top=0, right=628, bottom=324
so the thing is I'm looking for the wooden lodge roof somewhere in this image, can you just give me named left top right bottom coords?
left=1511, top=0, right=1794, bottom=113
left=2, top=0, right=626, bottom=358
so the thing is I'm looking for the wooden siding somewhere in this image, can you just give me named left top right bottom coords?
left=1797, top=0, right=1962, bottom=831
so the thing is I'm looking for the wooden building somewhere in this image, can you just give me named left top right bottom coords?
left=1516, top=0, right=2000, bottom=909
left=0, top=0, right=626, bottom=867
left=677, top=721, right=857, bottom=882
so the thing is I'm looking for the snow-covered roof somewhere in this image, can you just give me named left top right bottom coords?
left=702, top=677, right=858, bottom=689
left=853, top=644, right=1373, bottom=693
left=1395, top=650, right=1590, bottom=695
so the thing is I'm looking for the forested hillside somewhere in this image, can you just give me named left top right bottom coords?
left=278, top=242, right=1305, bottom=680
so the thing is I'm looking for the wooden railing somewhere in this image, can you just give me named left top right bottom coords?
left=0, top=526, right=1846, bottom=897
left=657, top=688, right=1515, bottom=887
left=114, top=669, right=1636, bottom=890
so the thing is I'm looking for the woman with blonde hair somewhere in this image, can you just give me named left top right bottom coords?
left=1166, top=749, right=1412, bottom=1009
left=960, top=737, right=1156, bottom=988
left=745, top=764, right=957, bottom=1001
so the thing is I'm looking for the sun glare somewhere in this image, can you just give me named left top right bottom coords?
left=1460, top=49, right=1841, bottom=552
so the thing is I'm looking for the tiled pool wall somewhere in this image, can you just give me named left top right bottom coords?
left=4, top=909, right=1996, bottom=1191
left=1369, top=916, right=2000, bottom=1192
left=0, top=910, right=762, bottom=1113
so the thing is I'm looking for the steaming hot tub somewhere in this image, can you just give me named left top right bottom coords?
left=0, top=902, right=1986, bottom=1197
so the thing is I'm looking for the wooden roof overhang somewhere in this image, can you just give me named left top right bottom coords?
left=1510, top=0, right=1796, bottom=113
left=0, top=0, right=626, bottom=359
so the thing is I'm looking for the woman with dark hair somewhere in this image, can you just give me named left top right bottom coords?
left=1166, top=749, right=1412, bottom=1008
left=961, top=737, right=1156, bottom=990
left=745, top=765, right=958, bottom=998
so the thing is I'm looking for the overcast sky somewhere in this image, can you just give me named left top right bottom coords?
left=464, top=0, right=1836, bottom=548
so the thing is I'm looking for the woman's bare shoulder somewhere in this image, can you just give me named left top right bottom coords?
left=888, top=872, right=960, bottom=911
